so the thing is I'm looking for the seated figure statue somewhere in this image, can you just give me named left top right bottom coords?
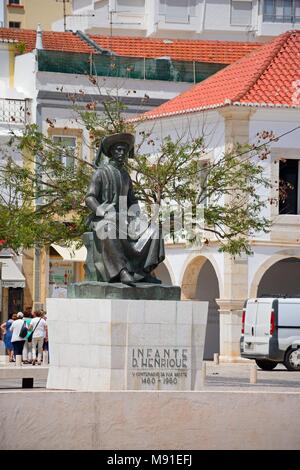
left=83, top=133, right=165, bottom=286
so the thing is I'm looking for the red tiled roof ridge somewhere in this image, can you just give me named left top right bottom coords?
left=0, top=28, right=93, bottom=54
left=0, top=27, right=80, bottom=37
left=133, top=30, right=300, bottom=122
left=0, top=27, right=262, bottom=63
left=89, top=33, right=261, bottom=47
left=231, top=30, right=293, bottom=103
left=129, top=44, right=264, bottom=121
left=88, top=32, right=261, bottom=63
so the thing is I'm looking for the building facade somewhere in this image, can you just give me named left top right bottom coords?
left=55, top=0, right=300, bottom=42
left=1, top=26, right=254, bottom=321
left=3, top=0, right=72, bottom=31
left=1, top=27, right=299, bottom=362
left=135, top=30, right=300, bottom=361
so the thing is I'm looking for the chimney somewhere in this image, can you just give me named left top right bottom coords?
left=36, top=24, right=43, bottom=50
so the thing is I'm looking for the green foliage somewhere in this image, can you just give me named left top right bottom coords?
left=0, top=125, right=92, bottom=250
left=14, top=41, right=27, bottom=55
left=0, top=88, right=273, bottom=255
left=129, top=136, right=272, bottom=254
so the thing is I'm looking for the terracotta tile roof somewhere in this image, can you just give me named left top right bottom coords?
left=0, top=28, right=261, bottom=64
left=89, top=34, right=261, bottom=64
left=0, top=28, right=93, bottom=53
left=135, top=30, right=300, bottom=121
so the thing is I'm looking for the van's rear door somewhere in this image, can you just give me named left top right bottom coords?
left=243, top=299, right=272, bottom=355
left=255, top=300, right=272, bottom=355
left=243, top=299, right=258, bottom=354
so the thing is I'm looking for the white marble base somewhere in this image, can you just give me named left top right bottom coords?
left=46, top=298, right=208, bottom=391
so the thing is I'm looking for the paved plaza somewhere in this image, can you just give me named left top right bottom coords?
left=0, top=361, right=299, bottom=392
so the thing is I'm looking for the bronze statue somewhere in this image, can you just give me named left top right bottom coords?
left=84, top=133, right=165, bottom=286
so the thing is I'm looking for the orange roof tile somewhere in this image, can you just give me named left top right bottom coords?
left=0, top=28, right=93, bottom=53
left=0, top=27, right=261, bottom=64
left=136, top=30, right=300, bottom=121
left=89, top=34, right=261, bottom=64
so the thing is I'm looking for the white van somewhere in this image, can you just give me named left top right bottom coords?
left=240, top=298, right=300, bottom=371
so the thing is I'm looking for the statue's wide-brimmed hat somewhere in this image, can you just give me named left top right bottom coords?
left=101, top=133, right=135, bottom=157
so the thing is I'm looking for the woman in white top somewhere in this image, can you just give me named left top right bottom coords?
left=29, top=310, right=47, bottom=365
left=10, top=312, right=26, bottom=359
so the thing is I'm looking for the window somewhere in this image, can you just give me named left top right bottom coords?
left=8, top=0, right=21, bottom=4
left=159, top=0, right=197, bottom=24
left=231, top=1, right=253, bottom=25
left=116, top=0, right=145, bottom=13
left=53, top=136, right=77, bottom=169
left=9, top=22, right=21, bottom=28
left=263, top=0, right=300, bottom=23
left=279, top=159, right=300, bottom=214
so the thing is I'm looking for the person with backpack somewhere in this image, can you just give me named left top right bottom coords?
left=28, top=311, right=47, bottom=366
left=22, top=310, right=33, bottom=364
left=10, top=312, right=27, bottom=365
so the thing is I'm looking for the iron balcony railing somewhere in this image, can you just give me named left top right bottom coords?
left=0, top=98, right=29, bottom=125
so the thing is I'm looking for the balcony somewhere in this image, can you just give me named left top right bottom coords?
left=37, top=50, right=226, bottom=84
left=0, top=99, right=29, bottom=126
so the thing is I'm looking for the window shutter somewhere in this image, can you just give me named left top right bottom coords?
left=231, top=1, right=253, bottom=25
left=165, top=0, right=189, bottom=23
left=116, top=0, right=145, bottom=13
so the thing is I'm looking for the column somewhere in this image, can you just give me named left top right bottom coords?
left=216, top=299, right=246, bottom=362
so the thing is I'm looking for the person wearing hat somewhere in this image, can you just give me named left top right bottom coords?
left=10, top=312, right=26, bottom=364
left=85, top=132, right=165, bottom=286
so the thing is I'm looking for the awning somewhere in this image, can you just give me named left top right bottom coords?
left=0, top=258, right=25, bottom=288
left=51, top=244, right=87, bottom=262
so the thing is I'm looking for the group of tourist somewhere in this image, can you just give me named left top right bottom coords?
left=0, top=308, right=48, bottom=365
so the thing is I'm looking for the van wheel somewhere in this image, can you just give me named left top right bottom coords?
left=284, top=348, right=300, bottom=371
left=255, top=359, right=278, bottom=370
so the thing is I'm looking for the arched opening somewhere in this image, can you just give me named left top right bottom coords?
left=181, top=255, right=220, bottom=360
left=196, top=260, right=220, bottom=360
left=257, top=257, right=300, bottom=297
left=154, top=262, right=173, bottom=285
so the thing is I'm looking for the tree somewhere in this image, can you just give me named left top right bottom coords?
left=0, top=83, right=275, bottom=255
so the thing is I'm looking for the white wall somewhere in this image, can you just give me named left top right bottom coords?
left=249, top=109, right=300, bottom=151
left=136, top=110, right=225, bottom=156
left=0, top=45, right=10, bottom=93
left=137, top=106, right=300, bottom=302
left=66, top=0, right=290, bottom=41
left=14, top=52, right=37, bottom=98
left=0, top=0, right=4, bottom=28
left=36, top=71, right=191, bottom=101
left=249, top=108, right=300, bottom=231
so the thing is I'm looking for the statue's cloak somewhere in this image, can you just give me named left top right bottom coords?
left=85, top=163, right=165, bottom=282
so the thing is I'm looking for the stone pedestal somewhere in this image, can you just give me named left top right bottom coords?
left=46, top=298, right=208, bottom=391
left=68, top=282, right=181, bottom=301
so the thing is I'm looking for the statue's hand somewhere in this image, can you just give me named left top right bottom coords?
left=95, top=203, right=115, bottom=218
left=95, top=206, right=105, bottom=218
